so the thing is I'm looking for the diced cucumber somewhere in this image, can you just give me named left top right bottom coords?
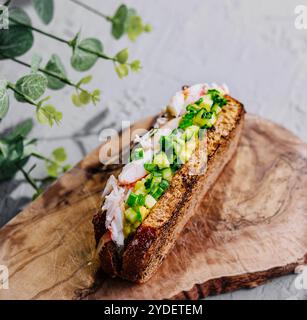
left=179, top=150, right=191, bottom=163
left=209, top=113, right=217, bottom=125
left=145, top=194, right=157, bottom=209
left=137, top=194, right=146, bottom=206
left=193, top=109, right=206, bottom=127
left=211, top=103, right=222, bottom=114
left=136, top=208, right=142, bottom=222
left=152, top=171, right=162, bottom=177
left=153, top=152, right=170, bottom=169
left=125, top=208, right=138, bottom=223
left=126, top=193, right=138, bottom=207
left=152, top=187, right=164, bottom=200
left=150, top=175, right=162, bottom=190
left=144, top=174, right=152, bottom=190
left=183, top=125, right=199, bottom=141
left=200, top=95, right=213, bottom=111
left=179, top=142, right=195, bottom=163
left=139, top=206, right=149, bottom=220
left=144, top=163, right=157, bottom=172
left=160, top=135, right=173, bottom=152
left=193, top=110, right=216, bottom=128
left=173, top=137, right=185, bottom=156
left=170, top=162, right=181, bottom=172
left=134, top=181, right=146, bottom=195
left=186, top=104, right=202, bottom=113
left=186, top=138, right=197, bottom=152
left=162, top=168, right=173, bottom=181
left=160, top=179, right=169, bottom=190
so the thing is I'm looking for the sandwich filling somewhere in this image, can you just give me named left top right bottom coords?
left=102, top=83, right=229, bottom=247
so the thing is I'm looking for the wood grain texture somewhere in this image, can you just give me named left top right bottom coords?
left=0, top=114, right=306, bottom=300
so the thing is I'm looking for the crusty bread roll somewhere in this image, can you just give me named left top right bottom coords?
left=93, top=95, right=245, bottom=283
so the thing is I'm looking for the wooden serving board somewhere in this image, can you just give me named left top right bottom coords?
left=0, top=114, right=306, bottom=300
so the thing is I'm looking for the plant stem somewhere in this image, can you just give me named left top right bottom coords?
left=18, top=165, right=39, bottom=191
left=69, top=0, right=112, bottom=21
left=31, top=152, right=67, bottom=171
left=9, top=17, right=117, bottom=62
left=4, top=54, right=89, bottom=94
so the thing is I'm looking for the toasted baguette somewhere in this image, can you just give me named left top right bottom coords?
left=93, top=95, right=245, bottom=283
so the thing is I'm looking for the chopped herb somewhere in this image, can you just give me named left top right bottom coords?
left=195, top=97, right=203, bottom=105
left=144, top=163, right=157, bottom=172
left=132, top=147, right=144, bottom=160
left=179, top=112, right=194, bottom=129
left=144, top=175, right=152, bottom=189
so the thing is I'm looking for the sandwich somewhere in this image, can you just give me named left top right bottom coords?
left=93, top=83, right=245, bottom=283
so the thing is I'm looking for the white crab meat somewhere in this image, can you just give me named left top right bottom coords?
left=118, top=149, right=153, bottom=185
left=184, top=83, right=206, bottom=106
left=102, top=177, right=126, bottom=246
left=166, top=91, right=185, bottom=117
left=161, top=117, right=181, bottom=130
left=102, top=175, right=118, bottom=198
left=166, top=83, right=230, bottom=118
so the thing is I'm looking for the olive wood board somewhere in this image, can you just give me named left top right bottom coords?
left=0, top=114, right=306, bottom=300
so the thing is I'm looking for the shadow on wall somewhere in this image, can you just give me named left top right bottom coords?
left=0, top=179, right=31, bottom=227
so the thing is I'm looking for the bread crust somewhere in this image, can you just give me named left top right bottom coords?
left=93, top=96, right=245, bottom=283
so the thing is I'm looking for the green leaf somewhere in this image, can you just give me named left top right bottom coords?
left=130, top=60, right=142, bottom=72
left=45, top=54, right=67, bottom=90
left=115, top=48, right=129, bottom=64
left=32, top=0, right=54, bottom=25
left=112, top=5, right=128, bottom=39
left=15, top=73, right=48, bottom=102
left=0, top=26, right=34, bottom=59
left=124, top=8, right=136, bottom=29
left=9, top=7, right=32, bottom=26
left=126, top=15, right=144, bottom=42
left=78, top=75, right=92, bottom=86
left=71, top=93, right=82, bottom=107
left=45, top=147, right=69, bottom=178
left=115, top=64, right=129, bottom=79
left=36, top=105, right=62, bottom=126
left=52, top=147, right=67, bottom=163
left=71, top=38, right=103, bottom=72
left=31, top=53, right=42, bottom=73
left=0, top=118, right=36, bottom=181
left=0, top=80, right=9, bottom=120
left=63, top=164, right=71, bottom=172
left=6, top=119, right=33, bottom=140
left=79, top=91, right=91, bottom=105
left=91, top=89, right=101, bottom=105
left=144, top=24, right=152, bottom=33
left=46, top=161, right=59, bottom=178
left=0, top=139, right=9, bottom=158
left=0, top=135, right=30, bottom=181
